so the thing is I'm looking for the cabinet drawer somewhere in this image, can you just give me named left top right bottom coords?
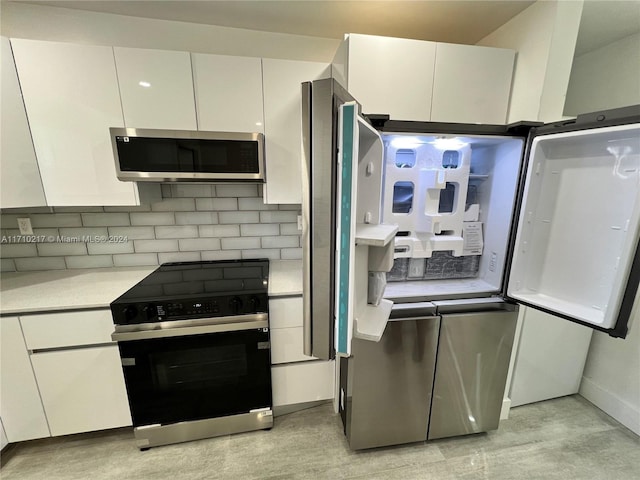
left=20, top=309, right=115, bottom=350
left=270, top=327, right=315, bottom=364
left=269, top=297, right=303, bottom=329
left=271, top=360, right=334, bottom=407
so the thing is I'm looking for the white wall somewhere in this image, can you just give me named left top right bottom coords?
left=477, top=0, right=583, bottom=123
left=0, top=2, right=339, bottom=62
left=564, top=32, right=640, bottom=116
left=580, top=314, right=640, bottom=435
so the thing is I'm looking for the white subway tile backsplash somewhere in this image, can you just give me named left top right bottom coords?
left=175, top=212, right=217, bottom=225
left=240, top=224, right=279, bottom=236
left=155, top=226, right=199, bottom=239
left=59, top=227, right=109, bottom=238
left=14, top=257, right=66, bottom=271
left=171, top=185, right=213, bottom=198
left=30, top=213, right=83, bottom=228
left=221, top=237, right=260, bottom=250
left=281, top=248, right=303, bottom=260
left=179, top=238, right=221, bottom=251
left=53, top=206, right=104, bottom=213
left=104, top=205, right=151, bottom=212
left=87, top=241, right=134, bottom=255
left=278, top=204, right=302, bottom=211
left=198, top=225, right=240, bottom=238
left=134, top=239, right=179, bottom=253
left=158, top=252, right=201, bottom=263
left=151, top=198, right=195, bottom=212
left=219, top=211, right=259, bottom=224
left=238, top=198, right=277, bottom=211
left=0, top=185, right=305, bottom=270
left=280, top=223, right=301, bottom=235
left=108, top=226, right=156, bottom=240
left=37, top=243, right=87, bottom=256
left=241, top=249, right=280, bottom=260
left=261, top=236, right=299, bottom=249
left=1, top=258, right=16, bottom=271
left=2, top=228, right=59, bottom=241
left=195, top=198, right=238, bottom=211
left=113, top=253, right=158, bottom=267
left=215, top=184, right=257, bottom=197
left=1, top=243, right=38, bottom=258
left=66, top=255, right=113, bottom=269
left=201, top=250, right=241, bottom=261
left=259, top=211, right=298, bottom=223
left=81, top=213, right=130, bottom=227
left=130, top=212, right=176, bottom=226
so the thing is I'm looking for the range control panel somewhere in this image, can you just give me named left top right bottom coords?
left=112, top=293, right=268, bottom=325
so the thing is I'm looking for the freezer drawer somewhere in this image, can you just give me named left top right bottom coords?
left=428, top=309, right=517, bottom=440
left=341, top=315, right=440, bottom=450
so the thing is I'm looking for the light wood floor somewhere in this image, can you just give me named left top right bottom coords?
left=1, top=395, right=639, bottom=479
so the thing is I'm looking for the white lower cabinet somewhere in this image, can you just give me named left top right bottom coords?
left=0, top=316, right=50, bottom=442
left=271, top=361, right=335, bottom=407
left=269, top=296, right=315, bottom=364
left=30, top=346, right=131, bottom=436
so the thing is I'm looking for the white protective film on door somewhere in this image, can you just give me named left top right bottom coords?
left=508, top=123, right=640, bottom=330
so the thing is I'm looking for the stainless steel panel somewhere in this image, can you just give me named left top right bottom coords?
left=428, top=309, right=518, bottom=440
left=109, top=127, right=265, bottom=182
left=345, top=315, right=440, bottom=450
left=134, top=410, right=273, bottom=449
left=111, top=315, right=268, bottom=342
left=302, top=78, right=356, bottom=360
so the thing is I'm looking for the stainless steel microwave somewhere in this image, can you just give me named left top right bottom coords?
left=110, top=128, right=265, bottom=182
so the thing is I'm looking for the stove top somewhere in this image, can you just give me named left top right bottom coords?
left=111, top=259, right=269, bottom=325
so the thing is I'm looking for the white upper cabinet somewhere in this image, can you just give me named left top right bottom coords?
left=192, top=53, right=264, bottom=133
left=346, top=34, right=437, bottom=121
left=114, top=47, right=197, bottom=130
left=11, top=39, right=140, bottom=206
left=0, top=36, right=46, bottom=208
left=262, top=58, right=330, bottom=204
left=431, top=43, right=515, bottom=124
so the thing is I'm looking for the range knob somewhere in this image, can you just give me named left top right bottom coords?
left=248, top=296, right=261, bottom=312
left=143, top=304, right=157, bottom=321
left=123, top=305, right=138, bottom=323
left=229, top=296, right=244, bottom=314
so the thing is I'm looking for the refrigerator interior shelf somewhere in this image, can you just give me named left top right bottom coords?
left=353, top=298, right=394, bottom=342
left=355, top=223, right=399, bottom=247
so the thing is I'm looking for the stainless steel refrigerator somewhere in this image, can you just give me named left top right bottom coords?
left=301, top=78, right=639, bottom=449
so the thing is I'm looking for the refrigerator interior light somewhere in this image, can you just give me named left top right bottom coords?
left=430, top=137, right=468, bottom=150
left=389, top=136, right=428, bottom=149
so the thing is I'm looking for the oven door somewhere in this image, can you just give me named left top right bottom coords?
left=113, top=318, right=271, bottom=427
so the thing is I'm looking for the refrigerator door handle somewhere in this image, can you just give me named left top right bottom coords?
left=301, top=81, right=313, bottom=356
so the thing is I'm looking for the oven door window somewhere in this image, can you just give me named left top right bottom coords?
left=118, top=329, right=271, bottom=427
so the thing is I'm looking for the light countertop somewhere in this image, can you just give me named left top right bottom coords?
left=0, top=267, right=157, bottom=315
left=0, top=260, right=302, bottom=315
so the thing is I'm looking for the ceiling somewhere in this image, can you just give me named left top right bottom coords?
left=8, top=1, right=640, bottom=55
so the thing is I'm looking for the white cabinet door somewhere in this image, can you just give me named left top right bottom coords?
left=1, top=419, right=8, bottom=450
left=0, top=36, right=46, bottom=208
left=30, top=346, right=132, bottom=436
left=262, top=58, right=330, bottom=204
left=192, top=53, right=264, bottom=133
left=431, top=43, right=515, bottom=124
left=347, top=34, right=436, bottom=121
left=271, top=361, right=335, bottom=407
left=0, top=316, right=50, bottom=442
left=10, top=38, right=139, bottom=206
left=114, top=47, right=197, bottom=130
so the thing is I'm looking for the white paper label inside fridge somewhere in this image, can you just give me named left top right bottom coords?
left=462, top=222, right=483, bottom=256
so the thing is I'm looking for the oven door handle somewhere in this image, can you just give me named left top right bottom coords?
left=111, top=315, right=268, bottom=342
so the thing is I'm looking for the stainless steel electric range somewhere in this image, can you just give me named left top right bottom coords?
left=110, top=259, right=272, bottom=450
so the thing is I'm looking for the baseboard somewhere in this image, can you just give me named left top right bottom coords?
left=579, top=377, right=640, bottom=435
left=500, top=397, right=512, bottom=420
